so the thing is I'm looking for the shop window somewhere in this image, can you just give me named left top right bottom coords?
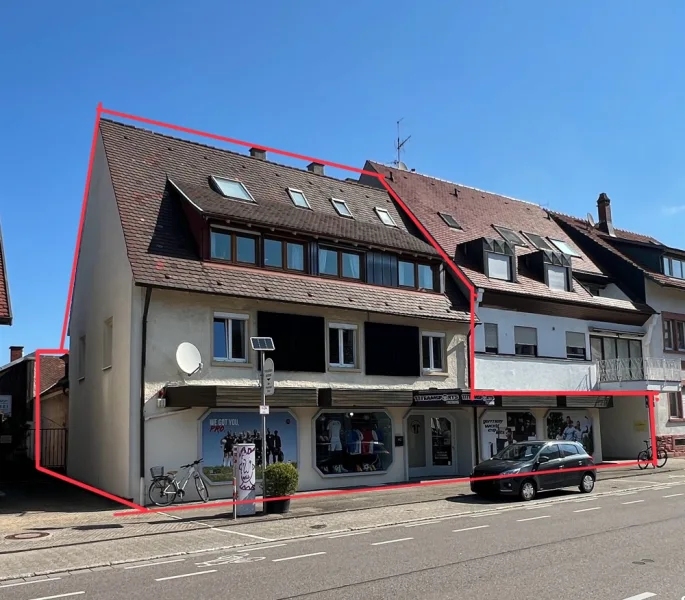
left=314, top=411, right=393, bottom=475
left=546, top=410, right=594, bottom=455
left=484, top=323, right=498, bottom=353
left=565, top=331, right=586, bottom=359
left=668, top=392, right=684, bottom=419
left=421, top=332, right=445, bottom=372
left=480, top=411, right=537, bottom=460
left=328, top=323, right=357, bottom=369
left=213, top=313, right=249, bottom=362
left=514, top=326, right=537, bottom=356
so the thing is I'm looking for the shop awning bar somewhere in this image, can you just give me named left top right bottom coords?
left=565, top=395, right=613, bottom=408
left=326, top=388, right=414, bottom=408
left=501, top=395, right=557, bottom=408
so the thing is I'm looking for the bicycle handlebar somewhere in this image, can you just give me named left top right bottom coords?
left=180, top=458, right=203, bottom=469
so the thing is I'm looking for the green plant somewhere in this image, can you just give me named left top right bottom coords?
left=264, top=462, right=299, bottom=498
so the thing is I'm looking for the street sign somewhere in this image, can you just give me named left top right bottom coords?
left=259, top=405, right=270, bottom=416
left=263, top=358, right=275, bottom=396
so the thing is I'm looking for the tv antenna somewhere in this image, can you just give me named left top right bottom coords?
left=393, top=118, right=411, bottom=169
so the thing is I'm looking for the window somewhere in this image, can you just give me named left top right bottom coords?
left=319, top=248, right=338, bottom=276
left=663, top=256, right=685, bottom=280
left=560, top=443, right=580, bottom=457
left=236, top=235, right=256, bottom=264
left=486, top=253, right=511, bottom=281
left=484, top=323, right=498, bottom=353
left=210, top=229, right=232, bottom=260
left=663, top=316, right=685, bottom=352
left=417, top=264, right=437, bottom=290
left=319, top=248, right=361, bottom=280
left=77, top=335, right=86, bottom=379
left=103, top=318, right=113, bottom=369
left=263, top=239, right=283, bottom=268
left=210, top=176, right=254, bottom=202
left=493, top=226, right=526, bottom=246
left=287, top=188, right=311, bottom=209
left=286, top=242, right=305, bottom=271
left=210, top=228, right=258, bottom=264
left=566, top=331, right=586, bottom=359
left=263, top=239, right=305, bottom=271
left=514, top=326, right=537, bottom=357
left=664, top=318, right=674, bottom=350
left=522, top=232, right=553, bottom=251
left=538, top=444, right=561, bottom=461
left=422, top=332, right=445, bottom=372
left=547, top=265, right=568, bottom=291
left=549, top=238, right=580, bottom=257
left=314, top=411, right=393, bottom=475
left=328, top=323, right=357, bottom=368
left=375, top=208, right=397, bottom=227
left=398, top=260, right=415, bottom=287
left=668, top=392, right=684, bottom=419
left=439, top=212, right=462, bottom=229
left=331, top=198, right=353, bottom=218
left=213, top=313, right=249, bottom=362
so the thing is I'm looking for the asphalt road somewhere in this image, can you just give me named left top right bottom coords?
left=3, top=479, right=685, bottom=600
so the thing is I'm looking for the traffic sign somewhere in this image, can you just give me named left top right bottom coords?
left=263, top=358, right=275, bottom=396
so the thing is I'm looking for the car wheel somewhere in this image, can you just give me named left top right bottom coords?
left=519, top=480, right=536, bottom=501
left=579, top=473, right=595, bottom=493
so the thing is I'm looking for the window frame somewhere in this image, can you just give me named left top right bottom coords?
left=514, top=326, right=538, bottom=357
left=209, top=227, right=260, bottom=265
left=668, top=391, right=684, bottom=420
left=486, top=252, right=512, bottom=281
left=439, top=212, right=462, bottom=230
left=212, top=312, right=250, bottom=364
left=522, top=232, right=554, bottom=251
left=565, top=331, right=587, bottom=360
left=546, top=264, right=570, bottom=292
left=262, top=236, right=307, bottom=272
left=421, top=331, right=447, bottom=373
left=330, top=197, right=354, bottom=219
left=318, top=246, right=363, bottom=281
left=327, top=322, right=358, bottom=369
left=103, top=317, right=113, bottom=370
left=663, top=313, right=685, bottom=354
left=662, top=255, right=685, bottom=280
left=286, top=187, right=312, bottom=209
left=209, top=175, right=255, bottom=203
left=493, top=226, right=527, bottom=247
left=484, top=323, right=499, bottom=354
left=374, top=207, right=397, bottom=227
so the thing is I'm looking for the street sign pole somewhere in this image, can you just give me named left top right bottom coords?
left=260, top=351, right=267, bottom=494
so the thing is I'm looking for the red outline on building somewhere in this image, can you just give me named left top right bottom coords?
left=33, top=104, right=660, bottom=517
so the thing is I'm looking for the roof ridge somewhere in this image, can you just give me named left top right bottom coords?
left=100, top=118, right=385, bottom=194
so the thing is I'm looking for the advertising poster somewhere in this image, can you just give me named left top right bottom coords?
left=546, top=410, right=594, bottom=456
left=200, top=410, right=298, bottom=485
left=480, top=411, right=537, bottom=459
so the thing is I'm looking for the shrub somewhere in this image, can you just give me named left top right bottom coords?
left=264, top=462, right=298, bottom=497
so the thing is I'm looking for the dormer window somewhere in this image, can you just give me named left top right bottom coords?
left=663, top=255, right=685, bottom=279
left=549, top=238, right=580, bottom=257
left=487, top=254, right=511, bottom=281
left=547, top=265, right=568, bottom=291
left=439, top=212, right=462, bottom=230
left=493, top=226, right=527, bottom=247
left=209, top=176, right=255, bottom=203
left=524, top=249, right=573, bottom=292
left=287, top=188, right=311, bottom=209
left=331, top=198, right=353, bottom=218
left=463, top=237, right=516, bottom=283
left=374, top=207, right=397, bottom=227
left=522, top=232, right=553, bottom=251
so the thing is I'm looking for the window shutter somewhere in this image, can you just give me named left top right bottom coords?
left=484, top=323, right=498, bottom=348
left=547, top=265, right=567, bottom=290
left=487, top=254, right=510, bottom=280
left=566, top=331, right=585, bottom=348
left=514, top=326, right=537, bottom=346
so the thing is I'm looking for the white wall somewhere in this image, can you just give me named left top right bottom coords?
left=67, top=133, right=136, bottom=500
left=599, top=395, right=649, bottom=459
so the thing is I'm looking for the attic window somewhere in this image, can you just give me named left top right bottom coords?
left=210, top=176, right=255, bottom=203
left=549, top=238, right=580, bottom=257
left=287, top=188, right=311, bottom=209
left=493, top=226, right=526, bottom=247
left=439, top=212, right=462, bottom=229
left=522, top=232, right=553, bottom=251
left=331, top=198, right=353, bottom=218
left=375, top=207, right=397, bottom=227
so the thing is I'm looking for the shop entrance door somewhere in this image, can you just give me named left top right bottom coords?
left=407, top=413, right=457, bottom=479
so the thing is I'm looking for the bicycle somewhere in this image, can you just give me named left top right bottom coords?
left=637, top=440, right=668, bottom=470
left=148, top=459, right=210, bottom=506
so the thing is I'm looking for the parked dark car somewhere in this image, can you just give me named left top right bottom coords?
left=470, top=440, right=596, bottom=501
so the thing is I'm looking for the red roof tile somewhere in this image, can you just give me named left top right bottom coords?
left=36, top=356, right=66, bottom=395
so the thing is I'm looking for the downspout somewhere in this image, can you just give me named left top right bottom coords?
left=139, top=286, right=152, bottom=504
left=471, top=288, right=485, bottom=465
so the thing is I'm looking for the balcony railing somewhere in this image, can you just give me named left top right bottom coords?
left=597, top=357, right=682, bottom=384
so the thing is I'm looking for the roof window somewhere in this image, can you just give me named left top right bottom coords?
left=209, top=176, right=255, bottom=203
left=439, top=212, right=462, bottom=230
left=493, top=226, right=526, bottom=246
left=549, top=238, right=580, bottom=257
left=522, top=232, right=553, bottom=251
left=331, top=198, right=353, bottom=218
left=375, top=207, right=397, bottom=227
left=287, top=188, right=311, bottom=209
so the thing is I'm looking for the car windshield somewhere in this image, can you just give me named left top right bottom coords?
left=493, top=442, right=545, bottom=461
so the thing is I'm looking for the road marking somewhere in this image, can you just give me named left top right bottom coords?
left=516, top=515, right=550, bottom=522
left=664, top=493, right=684, bottom=498
left=125, top=558, right=186, bottom=569
left=371, top=537, right=414, bottom=546
left=574, top=507, right=601, bottom=513
left=328, top=531, right=369, bottom=539
left=29, top=593, right=85, bottom=600
left=272, top=552, right=327, bottom=562
left=0, top=579, right=61, bottom=589
left=155, top=570, right=217, bottom=581
left=453, top=525, right=490, bottom=533
left=621, top=593, right=656, bottom=600
left=622, top=500, right=644, bottom=505
left=158, top=512, right=273, bottom=541
left=405, top=520, right=447, bottom=528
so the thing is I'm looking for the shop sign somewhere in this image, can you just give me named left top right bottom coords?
left=0, top=395, right=11, bottom=417
left=412, top=389, right=495, bottom=406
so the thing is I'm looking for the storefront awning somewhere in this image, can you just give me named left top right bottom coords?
left=163, top=385, right=318, bottom=408
left=322, top=388, right=414, bottom=408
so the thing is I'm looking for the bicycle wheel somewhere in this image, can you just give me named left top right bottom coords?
left=637, top=450, right=650, bottom=470
left=148, top=476, right=178, bottom=506
left=195, top=475, right=209, bottom=502
left=656, top=448, right=668, bottom=468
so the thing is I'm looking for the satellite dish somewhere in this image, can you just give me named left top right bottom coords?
left=397, top=161, right=409, bottom=171
left=175, top=342, right=203, bottom=377
left=587, top=212, right=596, bottom=226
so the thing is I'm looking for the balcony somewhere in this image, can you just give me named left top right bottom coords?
left=596, top=357, right=682, bottom=390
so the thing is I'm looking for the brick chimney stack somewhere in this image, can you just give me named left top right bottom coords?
left=10, top=346, right=23, bottom=362
left=597, top=193, right=615, bottom=237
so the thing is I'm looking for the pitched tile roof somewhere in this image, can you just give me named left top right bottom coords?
left=365, top=161, right=648, bottom=314
left=98, top=119, right=467, bottom=323
left=37, top=355, right=67, bottom=395
left=0, top=221, right=11, bottom=325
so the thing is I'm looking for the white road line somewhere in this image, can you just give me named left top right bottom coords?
left=158, top=512, right=273, bottom=541
left=0, top=579, right=61, bottom=589
left=516, top=515, right=550, bottom=522
left=272, top=552, right=327, bottom=562
left=245, top=543, right=288, bottom=550
left=622, top=500, right=644, bottom=505
left=621, top=593, right=656, bottom=600
left=155, top=570, right=217, bottom=581
left=664, top=493, right=684, bottom=498
left=574, top=507, right=601, bottom=513
left=453, top=525, right=490, bottom=533
left=405, top=520, right=447, bottom=528
left=371, top=537, right=414, bottom=546
left=125, top=558, right=186, bottom=569
left=29, top=593, right=85, bottom=600
left=328, top=531, right=369, bottom=539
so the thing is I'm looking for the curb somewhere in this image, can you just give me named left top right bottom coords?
left=1, top=475, right=681, bottom=583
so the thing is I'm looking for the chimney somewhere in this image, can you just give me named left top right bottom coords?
left=10, top=346, right=23, bottom=362
left=307, top=162, right=324, bottom=176
left=249, top=147, right=266, bottom=160
left=597, top=193, right=615, bottom=236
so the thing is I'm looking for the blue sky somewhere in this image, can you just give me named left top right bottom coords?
left=1, top=1, right=684, bottom=355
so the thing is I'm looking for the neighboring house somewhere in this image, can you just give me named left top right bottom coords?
left=67, top=119, right=474, bottom=505
left=361, top=162, right=655, bottom=463
left=553, top=194, right=685, bottom=456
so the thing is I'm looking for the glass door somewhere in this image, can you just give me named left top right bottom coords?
left=430, top=417, right=453, bottom=467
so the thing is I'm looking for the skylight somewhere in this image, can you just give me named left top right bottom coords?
left=375, top=207, right=397, bottom=227
left=210, top=176, right=255, bottom=202
left=522, top=232, right=553, bottom=251
left=549, top=238, right=580, bottom=257
left=493, top=226, right=526, bottom=246
left=439, top=212, right=462, bottom=229
left=287, top=188, right=311, bottom=209
left=331, top=198, right=353, bottom=218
